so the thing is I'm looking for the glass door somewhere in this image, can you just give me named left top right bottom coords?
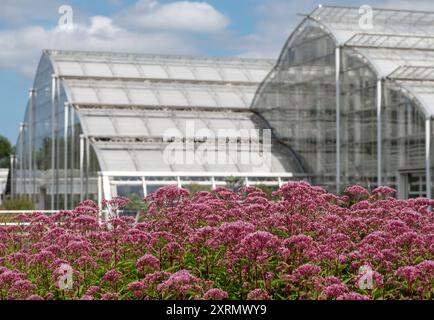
left=407, top=172, right=426, bottom=198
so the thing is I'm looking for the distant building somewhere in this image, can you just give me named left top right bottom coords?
left=252, top=5, right=434, bottom=198
left=0, top=169, right=8, bottom=205
left=10, top=50, right=299, bottom=210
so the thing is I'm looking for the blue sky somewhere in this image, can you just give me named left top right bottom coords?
left=1, top=0, right=433, bottom=144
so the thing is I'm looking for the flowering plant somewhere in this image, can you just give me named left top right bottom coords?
left=0, top=182, right=432, bottom=300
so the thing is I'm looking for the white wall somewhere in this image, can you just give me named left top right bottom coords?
left=0, top=169, right=9, bottom=205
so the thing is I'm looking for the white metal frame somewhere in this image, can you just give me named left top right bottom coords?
left=377, top=78, right=383, bottom=186
left=426, top=118, right=432, bottom=199
left=335, top=46, right=342, bottom=191
left=98, top=171, right=294, bottom=201
left=304, top=8, right=434, bottom=198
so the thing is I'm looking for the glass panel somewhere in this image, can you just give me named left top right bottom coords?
left=383, top=85, right=425, bottom=195
left=217, top=92, right=245, bottom=108
left=195, top=67, right=222, bottom=81
left=111, top=177, right=142, bottom=183
left=113, top=117, right=149, bottom=136
left=57, top=61, right=84, bottom=76
left=70, top=87, right=99, bottom=104
left=146, top=184, right=165, bottom=195
left=223, top=68, right=249, bottom=82
left=249, top=69, right=269, bottom=82
left=98, top=88, right=130, bottom=104
left=407, top=172, right=426, bottom=198
left=83, top=62, right=113, bottom=77
left=341, top=49, right=377, bottom=190
left=134, top=150, right=172, bottom=171
left=188, top=91, right=217, bottom=107
left=159, top=89, right=189, bottom=106
left=98, top=149, right=137, bottom=171
left=111, top=63, right=141, bottom=78
left=140, top=65, right=168, bottom=78
left=167, top=66, right=196, bottom=80
left=146, top=118, right=177, bottom=136
left=116, top=184, right=144, bottom=198
left=82, top=116, right=116, bottom=136
left=128, top=89, right=159, bottom=105
left=251, top=23, right=336, bottom=191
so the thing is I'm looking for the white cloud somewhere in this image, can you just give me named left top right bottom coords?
left=0, top=0, right=232, bottom=77
left=226, top=0, right=316, bottom=59
left=115, top=0, right=230, bottom=33
left=0, top=16, right=199, bottom=77
left=234, top=0, right=434, bottom=59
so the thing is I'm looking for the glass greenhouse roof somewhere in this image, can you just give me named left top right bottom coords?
left=78, top=107, right=294, bottom=173
left=43, top=50, right=296, bottom=175
left=78, top=109, right=260, bottom=138
left=65, top=79, right=256, bottom=109
left=47, top=50, right=273, bottom=84
left=92, top=142, right=291, bottom=173
left=304, top=5, right=434, bottom=117
left=310, top=5, right=434, bottom=40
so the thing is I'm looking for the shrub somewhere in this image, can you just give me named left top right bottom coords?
left=0, top=182, right=432, bottom=300
left=0, top=197, right=33, bottom=210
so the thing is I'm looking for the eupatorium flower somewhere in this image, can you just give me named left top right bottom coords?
left=0, top=182, right=432, bottom=300
left=246, top=289, right=272, bottom=300
left=203, top=288, right=228, bottom=300
left=103, top=270, right=122, bottom=283
left=136, top=254, right=160, bottom=272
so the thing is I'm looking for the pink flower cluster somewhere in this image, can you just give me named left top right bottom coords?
left=0, top=182, right=432, bottom=300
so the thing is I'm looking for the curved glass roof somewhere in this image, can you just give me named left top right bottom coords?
left=92, top=143, right=292, bottom=173
left=304, top=5, right=434, bottom=117
left=63, top=79, right=256, bottom=109
left=78, top=109, right=259, bottom=138
left=310, top=5, right=434, bottom=42
left=46, top=50, right=274, bottom=84
left=77, top=108, right=298, bottom=173
left=43, top=50, right=298, bottom=174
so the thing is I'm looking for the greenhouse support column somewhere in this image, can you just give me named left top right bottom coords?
left=335, top=46, right=341, bottom=192
left=70, top=106, right=75, bottom=208
left=19, top=122, right=26, bottom=196
left=55, top=78, right=61, bottom=207
left=102, top=175, right=111, bottom=221
left=51, top=75, right=57, bottom=210
left=142, top=177, right=147, bottom=197
left=29, top=89, right=35, bottom=201
left=79, top=134, right=84, bottom=202
left=64, top=102, right=69, bottom=210
left=377, top=79, right=383, bottom=187
left=85, top=136, right=90, bottom=198
left=97, top=172, right=103, bottom=219
left=10, top=155, right=15, bottom=198
left=426, top=119, right=432, bottom=200
left=245, top=177, right=250, bottom=187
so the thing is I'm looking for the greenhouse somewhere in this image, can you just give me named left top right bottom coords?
left=11, top=5, right=434, bottom=210
left=252, top=5, right=434, bottom=198
left=11, top=50, right=299, bottom=210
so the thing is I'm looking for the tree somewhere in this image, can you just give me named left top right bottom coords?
left=0, top=135, right=12, bottom=168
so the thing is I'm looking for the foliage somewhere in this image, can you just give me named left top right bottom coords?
left=0, top=197, right=33, bottom=210
left=184, top=183, right=211, bottom=195
left=0, top=182, right=433, bottom=300
left=0, top=135, right=12, bottom=168
left=224, top=176, right=244, bottom=192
